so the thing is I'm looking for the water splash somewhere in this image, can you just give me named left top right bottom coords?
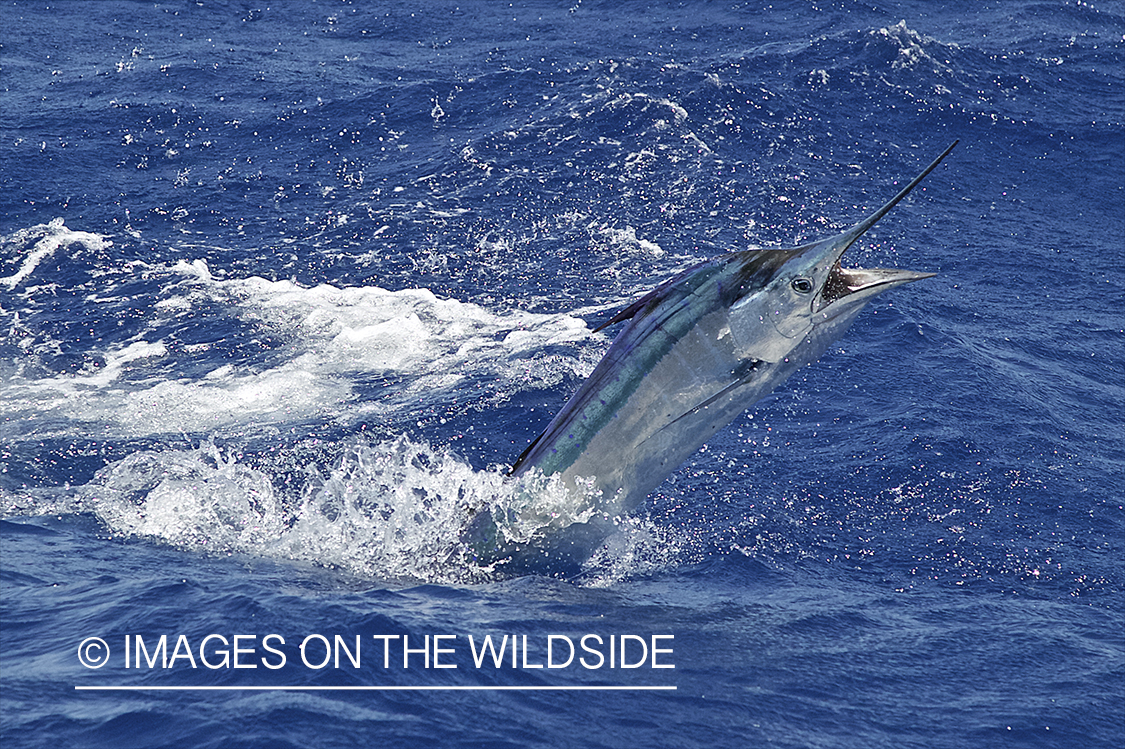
left=11, top=435, right=651, bottom=584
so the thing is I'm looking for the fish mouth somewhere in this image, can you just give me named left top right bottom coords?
left=809, top=141, right=957, bottom=311
left=820, top=262, right=936, bottom=309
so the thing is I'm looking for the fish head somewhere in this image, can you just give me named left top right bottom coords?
left=725, top=142, right=956, bottom=363
left=725, top=230, right=935, bottom=363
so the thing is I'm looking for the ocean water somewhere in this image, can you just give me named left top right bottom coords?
left=1, top=1, right=1122, bottom=747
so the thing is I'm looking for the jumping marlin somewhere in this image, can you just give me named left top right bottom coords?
left=465, top=142, right=957, bottom=570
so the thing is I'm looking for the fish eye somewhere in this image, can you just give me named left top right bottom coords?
left=791, top=278, right=814, bottom=294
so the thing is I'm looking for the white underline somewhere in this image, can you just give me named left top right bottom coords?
left=75, top=685, right=676, bottom=691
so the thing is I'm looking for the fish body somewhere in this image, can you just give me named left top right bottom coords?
left=466, top=142, right=957, bottom=570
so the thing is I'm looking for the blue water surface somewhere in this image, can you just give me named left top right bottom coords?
left=2, top=1, right=1122, bottom=747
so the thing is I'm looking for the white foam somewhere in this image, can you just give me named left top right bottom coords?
left=598, top=226, right=665, bottom=257
left=2, top=249, right=600, bottom=439
left=871, top=21, right=953, bottom=72
left=0, top=218, right=111, bottom=290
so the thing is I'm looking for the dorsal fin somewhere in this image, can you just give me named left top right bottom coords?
left=592, top=292, right=656, bottom=332
left=592, top=262, right=705, bottom=333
